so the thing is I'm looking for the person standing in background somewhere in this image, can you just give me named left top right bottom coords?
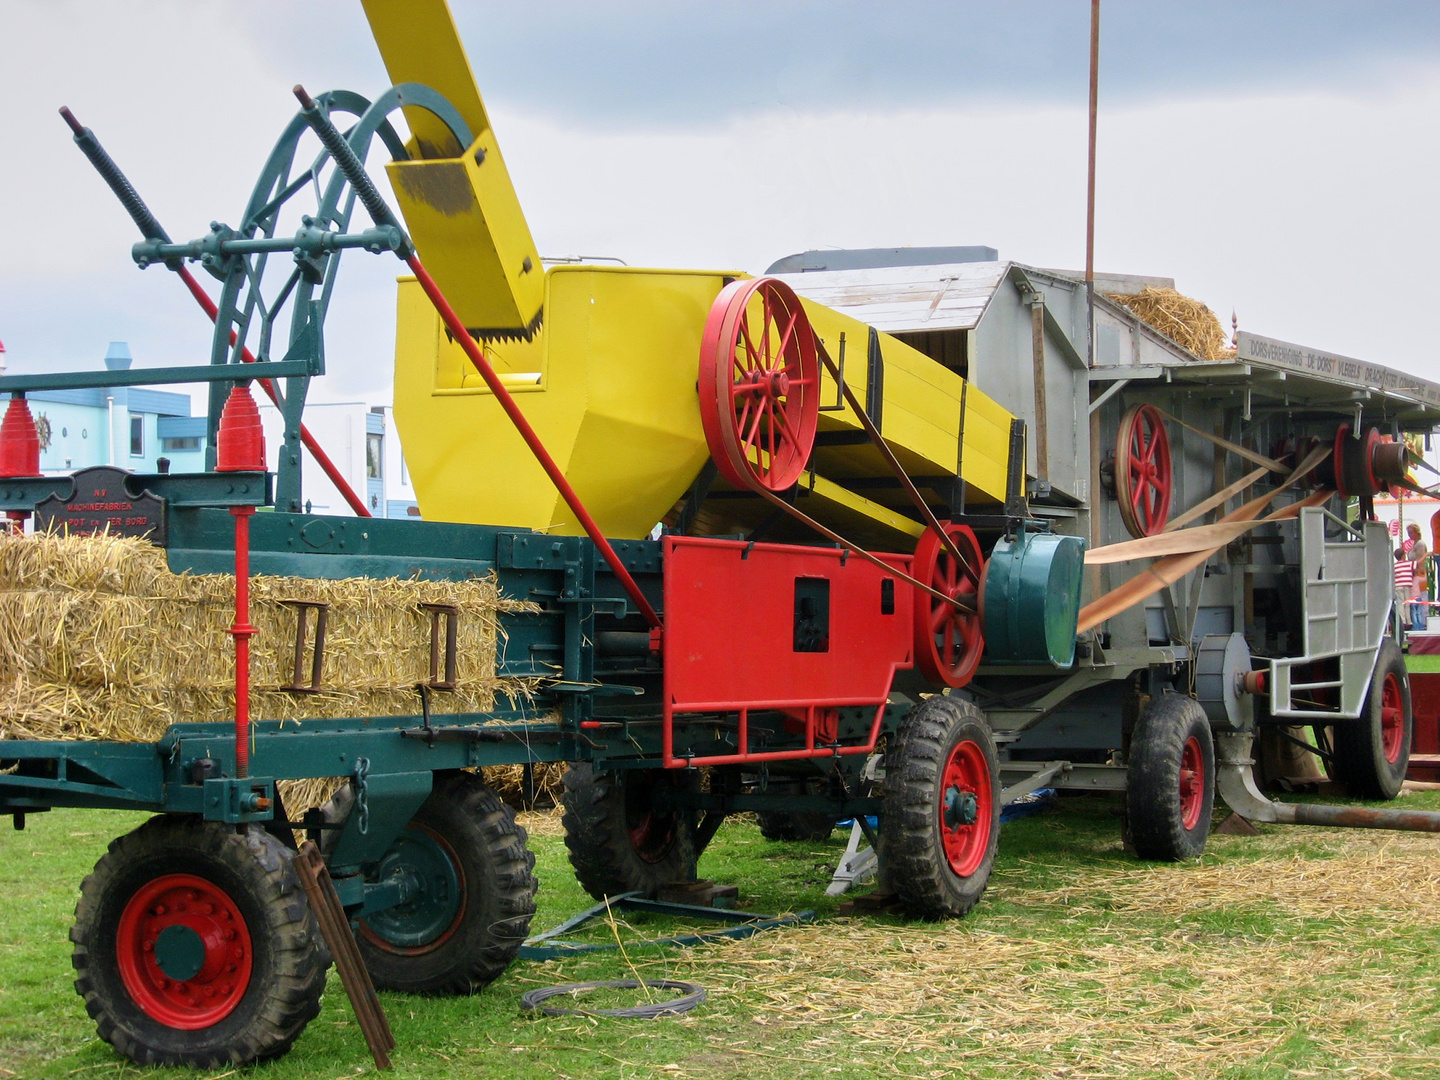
left=1396, top=533, right=1416, bottom=645
left=1405, top=522, right=1429, bottom=632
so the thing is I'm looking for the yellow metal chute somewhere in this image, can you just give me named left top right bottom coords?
left=362, top=0, right=543, bottom=336
left=363, top=0, right=1015, bottom=543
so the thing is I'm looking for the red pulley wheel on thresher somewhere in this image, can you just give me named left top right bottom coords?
left=1115, top=403, right=1173, bottom=538
left=1332, top=423, right=1387, bottom=501
left=912, top=522, right=986, bottom=688
left=698, top=277, right=820, bottom=493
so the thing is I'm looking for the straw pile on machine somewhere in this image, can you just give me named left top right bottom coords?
left=0, top=531, right=550, bottom=809
left=1106, top=286, right=1236, bottom=361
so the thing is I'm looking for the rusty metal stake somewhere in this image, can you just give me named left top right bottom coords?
left=281, top=600, right=329, bottom=692
left=421, top=603, right=459, bottom=690
left=294, top=842, right=394, bottom=1070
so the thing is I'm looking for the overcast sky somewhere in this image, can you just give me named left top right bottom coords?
left=2, top=1, right=1438, bottom=406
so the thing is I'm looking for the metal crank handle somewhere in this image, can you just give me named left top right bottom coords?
left=59, top=106, right=173, bottom=255
left=291, top=85, right=413, bottom=258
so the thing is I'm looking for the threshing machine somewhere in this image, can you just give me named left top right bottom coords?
left=4, top=0, right=1440, bottom=1068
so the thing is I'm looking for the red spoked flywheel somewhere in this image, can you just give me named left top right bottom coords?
left=1116, top=403, right=1173, bottom=538
left=912, top=522, right=985, bottom=688
left=698, top=277, right=820, bottom=493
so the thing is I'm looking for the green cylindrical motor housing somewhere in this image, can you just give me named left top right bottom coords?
left=981, top=531, right=1086, bottom=668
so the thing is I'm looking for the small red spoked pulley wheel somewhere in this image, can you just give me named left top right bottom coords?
left=912, top=522, right=985, bottom=688
left=1332, top=423, right=1385, bottom=499
left=115, top=873, right=253, bottom=1029
left=1115, top=403, right=1173, bottom=538
left=938, top=737, right=995, bottom=878
left=698, top=276, right=820, bottom=493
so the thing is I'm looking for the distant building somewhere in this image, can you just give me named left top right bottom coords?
left=27, top=343, right=205, bottom=475
left=8, top=340, right=417, bottom=519
left=256, top=401, right=419, bottom=519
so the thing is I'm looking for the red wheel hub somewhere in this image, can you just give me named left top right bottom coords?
left=912, top=523, right=985, bottom=688
left=938, top=740, right=993, bottom=877
left=625, top=773, right=679, bottom=865
left=698, top=277, right=820, bottom=494
left=1380, top=672, right=1405, bottom=765
left=628, top=812, right=675, bottom=864
left=1178, top=735, right=1205, bottom=830
left=115, top=874, right=252, bottom=1029
left=1115, top=403, right=1172, bottom=538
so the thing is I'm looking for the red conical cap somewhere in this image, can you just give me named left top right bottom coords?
left=0, top=397, right=41, bottom=478
left=215, top=384, right=266, bottom=472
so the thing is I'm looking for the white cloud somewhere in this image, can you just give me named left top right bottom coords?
left=2, top=2, right=1437, bottom=412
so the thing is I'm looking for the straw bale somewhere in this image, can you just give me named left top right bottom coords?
left=486, top=761, right=565, bottom=807
left=0, top=531, right=541, bottom=744
left=1106, top=286, right=1236, bottom=361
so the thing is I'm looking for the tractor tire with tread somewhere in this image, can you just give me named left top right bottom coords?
left=1126, top=693, right=1215, bottom=861
left=562, top=764, right=698, bottom=899
left=880, top=695, right=999, bottom=919
left=355, top=771, right=536, bottom=995
left=70, top=816, right=328, bottom=1069
left=755, top=778, right=837, bottom=842
left=755, top=810, right=837, bottom=843
left=1330, top=638, right=1412, bottom=800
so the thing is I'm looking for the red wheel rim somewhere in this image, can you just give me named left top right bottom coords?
left=1115, top=403, right=1172, bottom=537
left=1178, top=735, right=1205, bottom=831
left=115, top=873, right=253, bottom=1029
left=698, top=277, right=820, bottom=493
left=938, top=739, right=994, bottom=877
left=626, top=773, right=679, bottom=865
left=628, top=811, right=675, bottom=864
left=912, top=524, right=985, bottom=688
left=1380, top=672, right=1405, bottom=765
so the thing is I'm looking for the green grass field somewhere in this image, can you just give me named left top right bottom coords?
left=3, top=786, right=1439, bottom=1080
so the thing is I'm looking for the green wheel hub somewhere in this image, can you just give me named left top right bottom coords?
left=360, top=824, right=463, bottom=952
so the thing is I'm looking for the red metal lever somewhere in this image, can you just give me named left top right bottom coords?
left=290, top=84, right=661, bottom=630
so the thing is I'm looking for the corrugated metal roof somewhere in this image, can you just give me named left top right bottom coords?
left=773, top=261, right=1009, bottom=333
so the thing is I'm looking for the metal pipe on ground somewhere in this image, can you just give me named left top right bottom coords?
left=1216, top=733, right=1440, bottom=834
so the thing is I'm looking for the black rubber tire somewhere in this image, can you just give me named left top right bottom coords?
left=561, top=764, right=698, bottom=899
left=1126, top=693, right=1215, bottom=861
left=1331, top=639, right=1412, bottom=800
left=356, top=771, right=536, bottom=995
left=70, top=816, right=327, bottom=1068
left=755, top=779, right=837, bottom=842
left=880, top=696, right=1000, bottom=919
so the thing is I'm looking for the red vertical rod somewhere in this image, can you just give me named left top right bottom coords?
left=404, top=256, right=662, bottom=631
left=663, top=700, right=675, bottom=765
left=1085, top=0, right=1101, bottom=365
left=174, top=267, right=372, bottom=518
left=230, top=506, right=256, bottom=778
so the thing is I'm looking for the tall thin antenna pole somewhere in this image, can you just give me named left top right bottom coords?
left=1086, top=0, right=1100, bottom=366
